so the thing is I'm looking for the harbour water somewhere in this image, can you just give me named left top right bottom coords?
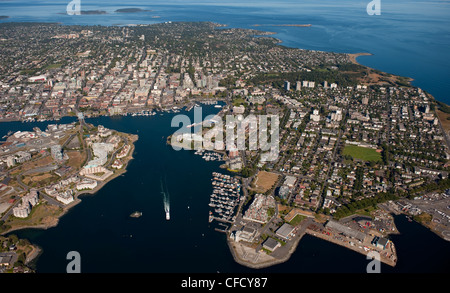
left=1, top=105, right=449, bottom=273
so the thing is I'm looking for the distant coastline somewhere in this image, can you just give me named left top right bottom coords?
left=0, top=16, right=9, bottom=20
left=57, top=10, right=107, bottom=15
left=252, top=24, right=312, bottom=27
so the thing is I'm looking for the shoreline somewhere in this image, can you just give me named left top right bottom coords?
left=227, top=215, right=399, bottom=270
left=0, top=132, right=138, bottom=269
left=252, top=24, right=312, bottom=27
left=347, top=52, right=373, bottom=65
left=347, top=52, right=415, bottom=86
left=0, top=134, right=138, bottom=235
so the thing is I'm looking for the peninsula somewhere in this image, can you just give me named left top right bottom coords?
left=0, top=119, right=137, bottom=271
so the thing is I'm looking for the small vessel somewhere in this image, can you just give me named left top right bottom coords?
left=166, top=210, right=170, bottom=220
left=130, top=211, right=142, bottom=218
left=209, top=211, right=213, bottom=223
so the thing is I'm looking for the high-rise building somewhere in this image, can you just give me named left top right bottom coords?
left=284, top=81, right=290, bottom=91
left=51, top=144, right=63, bottom=160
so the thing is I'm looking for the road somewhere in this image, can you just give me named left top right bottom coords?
left=317, top=109, right=347, bottom=210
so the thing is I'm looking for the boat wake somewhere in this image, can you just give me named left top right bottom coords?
left=161, top=176, right=170, bottom=220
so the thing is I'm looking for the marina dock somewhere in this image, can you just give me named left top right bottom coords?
left=208, top=172, right=242, bottom=226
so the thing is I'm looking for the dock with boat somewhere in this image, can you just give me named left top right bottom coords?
left=194, top=149, right=223, bottom=161
left=208, top=172, right=242, bottom=231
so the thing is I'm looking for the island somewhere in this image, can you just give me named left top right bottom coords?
left=0, top=21, right=449, bottom=271
left=80, top=10, right=108, bottom=15
left=115, top=8, right=151, bottom=13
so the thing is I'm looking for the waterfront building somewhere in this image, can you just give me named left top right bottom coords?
left=276, top=223, right=295, bottom=240
left=231, top=226, right=257, bottom=243
left=263, top=238, right=281, bottom=252
left=325, top=220, right=366, bottom=243
left=76, top=178, right=98, bottom=190
left=80, top=166, right=113, bottom=181
left=56, top=190, right=74, bottom=205
left=111, top=159, right=123, bottom=169
left=116, top=145, right=131, bottom=159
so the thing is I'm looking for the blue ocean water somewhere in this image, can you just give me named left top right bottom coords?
left=1, top=0, right=450, bottom=103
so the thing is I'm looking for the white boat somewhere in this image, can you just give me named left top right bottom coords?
left=166, top=210, right=170, bottom=220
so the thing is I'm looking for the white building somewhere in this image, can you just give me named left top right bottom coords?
left=12, top=190, right=39, bottom=218
left=76, top=178, right=98, bottom=190
left=310, top=109, right=320, bottom=122
left=56, top=190, right=74, bottom=205
left=233, top=105, right=245, bottom=114
left=13, top=205, right=30, bottom=218
left=85, top=142, right=115, bottom=167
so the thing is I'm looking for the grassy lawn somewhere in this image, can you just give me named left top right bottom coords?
left=66, top=151, right=87, bottom=169
left=343, top=145, right=381, bottom=162
left=5, top=202, right=63, bottom=230
left=289, top=214, right=306, bottom=226
left=232, top=97, right=247, bottom=107
left=45, top=63, right=63, bottom=70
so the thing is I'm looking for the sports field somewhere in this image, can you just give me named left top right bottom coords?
left=343, top=145, right=381, bottom=162
left=253, top=171, right=280, bottom=192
